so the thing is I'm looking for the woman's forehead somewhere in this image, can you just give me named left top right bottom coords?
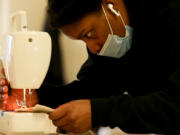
left=61, top=11, right=103, bottom=38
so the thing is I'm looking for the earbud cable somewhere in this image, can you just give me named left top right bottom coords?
left=101, top=5, right=114, bottom=35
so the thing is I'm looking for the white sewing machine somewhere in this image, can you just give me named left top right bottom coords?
left=0, top=10, right=52, bottom=107
left=0, top=11, right=57, bottom=135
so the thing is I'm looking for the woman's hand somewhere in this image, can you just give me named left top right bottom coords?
left=0, top=79, right=9, bottom=110
left=0, top=78, right=39, bottom=111
left=49, top=99, right=92, bottom=134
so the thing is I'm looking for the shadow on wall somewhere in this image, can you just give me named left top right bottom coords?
left=43, top=19, right=64, bottom=85
left=42, top=17, right=88, bottom=85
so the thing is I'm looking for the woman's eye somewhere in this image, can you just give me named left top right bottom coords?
left=85, top=32, right=92, bottom=38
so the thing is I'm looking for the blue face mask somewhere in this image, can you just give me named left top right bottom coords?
left=98, top=5, right=133, bottom=58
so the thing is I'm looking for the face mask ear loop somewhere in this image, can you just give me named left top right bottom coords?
left=118, top=11, right=126, bottom=28
left=102, top=4, right=114, bottom=35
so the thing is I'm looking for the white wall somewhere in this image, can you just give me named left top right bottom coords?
left=0, top=0, right=9, bottom=34
left=60, top=34, right=88, bottom=84
left=0, top=0, right=9, bottom=78
left=9, top=0, right=47, bottom=31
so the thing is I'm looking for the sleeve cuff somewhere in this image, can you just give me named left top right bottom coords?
left=90, top=98, right=112, bottom=128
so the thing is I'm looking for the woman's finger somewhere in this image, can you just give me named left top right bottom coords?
left=0, top=93, right=8, bottom=101
left=52, top=116, right=69, bottom=127
left=0, top=86, right=8, bottom=94
left=0, top=79, right=8, bottom=86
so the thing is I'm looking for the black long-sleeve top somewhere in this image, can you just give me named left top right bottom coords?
left=37, top=0, right=180, bottom=134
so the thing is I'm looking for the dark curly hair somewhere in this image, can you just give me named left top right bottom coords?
left=47, top=0, right=102, bottom=29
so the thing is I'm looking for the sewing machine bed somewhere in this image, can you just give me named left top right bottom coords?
left=0, top=110, right=57, bottom=135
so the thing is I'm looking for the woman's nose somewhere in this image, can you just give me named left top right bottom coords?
left=85, top=41, right=101, bottom=54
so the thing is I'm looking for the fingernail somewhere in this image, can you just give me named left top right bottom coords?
left=0, top=87, right=5, bottom=92
left=0, top=94, right=4, bottom=98
left=0, top=80, right=5, bottom=85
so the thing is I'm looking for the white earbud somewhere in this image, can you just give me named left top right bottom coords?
left=108, top=4, right=120, bottom=16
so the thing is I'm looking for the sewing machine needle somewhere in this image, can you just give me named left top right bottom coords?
left=23, top=88, right=27, bottom=108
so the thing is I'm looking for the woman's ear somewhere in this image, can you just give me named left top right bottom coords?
left=102, top=0, right=116, bottom=5
left=102, top=0, right=120, bottom=16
